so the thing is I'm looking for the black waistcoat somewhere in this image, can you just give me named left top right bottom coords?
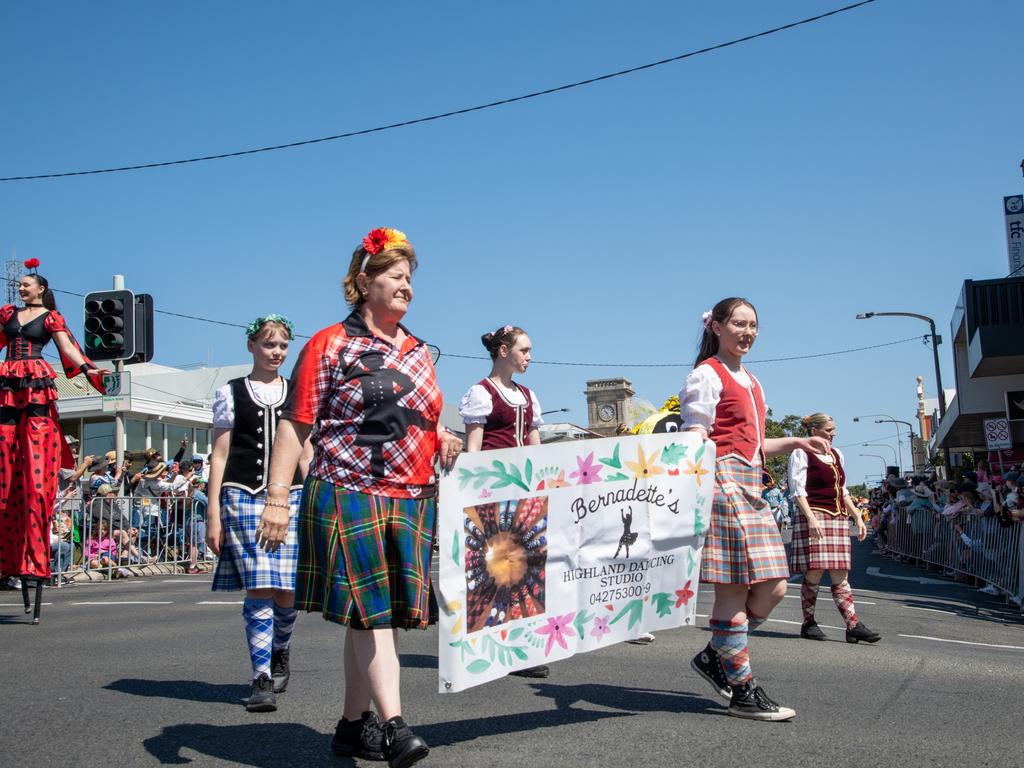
left=222, top=377, right=301, bottom=494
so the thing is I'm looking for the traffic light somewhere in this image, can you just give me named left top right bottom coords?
left=131, top=293, right=154, bottom=364
left=84, top=290, right=136, bottom=361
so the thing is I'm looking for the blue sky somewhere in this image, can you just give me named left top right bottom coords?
left=2, top=1, right=1022, bottom=485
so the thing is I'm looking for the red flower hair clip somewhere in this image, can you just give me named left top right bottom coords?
left=361, top=227, right=408, bottom=255
left=23, top=258, right=40, bottom=272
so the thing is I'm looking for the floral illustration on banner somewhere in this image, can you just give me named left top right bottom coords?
left=534, top=612, right=577, bottom=655
left=590, top=615, right=611, bottom=641
left=570, top=452, right=603, bottom=485
left=625, top=446, right=665, bottom=479
left=684, top=459, right=709, bottom=482
left=675, top=580, right=695, bottom=608
left=464, top=496, right=548, bottom=633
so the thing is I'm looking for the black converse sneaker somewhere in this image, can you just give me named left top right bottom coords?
left=382, top=716, right=429, bottom=768
left=332, top=711, right=385, bottom=760
left=244, top=673, right=277, bottom=713
left=270, top=648, right=290, bottom=693
left=727, top=681, right=795, bottom=721
left=690, top=643, right=732, bottom=701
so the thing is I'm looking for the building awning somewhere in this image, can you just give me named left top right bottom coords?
left=932, top=394, right=1006, bottom=452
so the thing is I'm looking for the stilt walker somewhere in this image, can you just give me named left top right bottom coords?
left=0, top=260, right=107, bottom=623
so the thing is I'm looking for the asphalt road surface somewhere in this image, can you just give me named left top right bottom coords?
left=3, top=540, right=1021, bottom=768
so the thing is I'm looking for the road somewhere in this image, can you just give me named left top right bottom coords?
left=2, top=540, right=1021, bottom=768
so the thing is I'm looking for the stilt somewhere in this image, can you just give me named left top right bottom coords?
left=32, top=578, right=43, bottom=624
left=21, top=578, right=31, bottom=614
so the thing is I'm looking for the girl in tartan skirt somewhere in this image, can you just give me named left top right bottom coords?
left=788, top=413, right=880, bottom=644
left=260, top=228, right=462, bottom=768
left=680, top=297, right=830, bottom=721
left=206, top=315, right=303, bottom=713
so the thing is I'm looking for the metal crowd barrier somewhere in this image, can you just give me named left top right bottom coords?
left=882, top=504, right=1022, bottom=600
left=49, top=496, right=211, bottom=586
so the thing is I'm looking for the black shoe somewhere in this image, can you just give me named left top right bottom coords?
left=245, top=673, right=277, bottom=712
left=382, top=716, right=429, bottom=768
left=331, top=711, right=385, bottom=760
left=271, top=648, right=290, bottom=693
left=846, top=622, right=881, bottom=644
left=510, top=665, right=550, bottom=678
left=728, top=681, right=796, bottom=721
left=690, top=644, right=731, bottom=701
left=800, top=620, right=827, bottom=641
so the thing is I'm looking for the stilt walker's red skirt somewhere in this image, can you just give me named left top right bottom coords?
left=0, top=306, right=105, bottom=580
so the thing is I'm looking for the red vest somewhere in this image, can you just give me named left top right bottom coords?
left=805, top=449, right=847, bottom=516
left=479, top=379, right=535, bottom=451
left=701, top=356, right=766, bottom=465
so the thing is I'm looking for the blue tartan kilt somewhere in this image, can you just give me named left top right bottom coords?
left=212, top=486, right=300, bottom=592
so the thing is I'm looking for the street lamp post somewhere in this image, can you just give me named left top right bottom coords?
left=875, top=418, right=918, bottom=471
left=862, top=443, right=898, bottom=465
left=853, top=413, right=905, bottom=471
left=859, top=453, right=888, bottom=475
left=541, top=408, right=570, bottom=416
left=855, top=311, right=946, bottom=418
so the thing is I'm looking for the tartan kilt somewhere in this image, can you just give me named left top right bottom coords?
left=296, top=476, right=435, bottom=630
left=789, top=507, right=852, bottom=573
left=701, top=457, right=789, bottom=585
left=211, top=487, right=300, bottom=592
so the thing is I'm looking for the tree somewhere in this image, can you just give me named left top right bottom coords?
left=763, top=409, right=806, bottom=488
left=847, top=483, right=869, bottom=499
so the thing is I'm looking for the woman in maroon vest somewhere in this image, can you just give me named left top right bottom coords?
left=459, top=324, right=548, bottom=678
left=788, top=412, right=880, bottom=644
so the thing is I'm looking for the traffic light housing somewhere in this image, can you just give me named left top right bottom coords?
left=83, top=290, right=154, bottom=363
left=84, top=290, right=135, bottom=361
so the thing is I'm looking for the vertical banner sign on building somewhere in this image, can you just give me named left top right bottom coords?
left=1005, top=195, right=1024, bottom=276
left=437, top=433, right=714, bottom=693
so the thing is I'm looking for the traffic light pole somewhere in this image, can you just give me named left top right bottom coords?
left=113, top=274, right=125, bottom=480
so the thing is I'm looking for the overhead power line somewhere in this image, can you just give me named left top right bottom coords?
left=0, top=1, right=878, bottom=182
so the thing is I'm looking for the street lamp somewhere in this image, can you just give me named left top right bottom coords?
left=855, top=311, right=946, bottom=418
left=859, top=453, right=888, bottom=475
left=862, top=443, right=898, bottom=465
left=853, top=413, right=906, bottom=470
left=541, top=408, right=570, bottom=416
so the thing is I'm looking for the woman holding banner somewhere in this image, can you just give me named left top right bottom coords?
left=680, top=297, right=829, bottom=721
left=459, top=324, right=549, bottom=677
left=261, top=227, right=461, bottom=768
left=787, top=412, right=880, bottom=644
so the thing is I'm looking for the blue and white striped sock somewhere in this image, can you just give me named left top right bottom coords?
left=273, top=603, right=298, bottom=651
left=243, top=597, right=274, bottom=680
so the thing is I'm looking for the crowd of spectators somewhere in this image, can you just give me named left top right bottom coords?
left=32, top=436, right=211, bottom=586
left=867, top=460, right=1023, bottom=603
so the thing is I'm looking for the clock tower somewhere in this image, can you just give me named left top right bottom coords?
left=584, top=378, right=635, bottom=437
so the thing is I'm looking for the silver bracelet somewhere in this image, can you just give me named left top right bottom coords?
left=267, top=482, right=291, bottom=491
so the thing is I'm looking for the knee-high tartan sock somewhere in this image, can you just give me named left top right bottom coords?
left=273, top=602, right=298, bottom=651
left=243, top=597, right=274, bottom=680
left=830, top=581, right=859, bottom=629
left=709, top=619, right=752, bottom=686
left=800, top=580, right=820, bottom=624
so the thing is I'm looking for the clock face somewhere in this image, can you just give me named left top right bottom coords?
left=599, top=404, right=616, bottom=422
left=1007, top=196, right=1023, bottom=214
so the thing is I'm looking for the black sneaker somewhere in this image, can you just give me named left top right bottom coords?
left=331, top=711, right=385, bottom=760
left=510, top=665, right=550, bottom=678
left=245, top=673, right=277, bottom=713
left=271, top=648, right=290, bottom=693
left=800, top=620, right=827, bottom=641
left=690, top=644, right=731, bottom=701
left=382, top=716, right=429, bottom=768
left=728, top=681, right=795, bottom=721
left=846, top=622, right=881, bottom=644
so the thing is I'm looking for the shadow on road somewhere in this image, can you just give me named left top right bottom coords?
left=399, top=652, right=438, bottom=669
left=143, top=722, right=344, bottom=767
left=106, top=678, right=247, bottom=704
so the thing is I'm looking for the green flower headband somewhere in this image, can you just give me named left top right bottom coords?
left=246, top=313, right=294, bottom=340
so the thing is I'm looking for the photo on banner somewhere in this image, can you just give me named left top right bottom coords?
left=437, top=432, right=715, bottom=693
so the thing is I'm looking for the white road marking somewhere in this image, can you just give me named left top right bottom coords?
left=161, top=579, right=209, bottom=583
left=865, top=567, right=949, bottom=586
left=70, top=601, right=173, bottom=606
left=0, top=602, right=52, bottom=607
left=907, top=606, right=954, bottom=615
left=196, top=601, right=244, bottom=605
left=898, top=634, right=1024, bottom=651
left=767, top=618, right=843, bottom=630
left=781, top=594, right=876, bottom=605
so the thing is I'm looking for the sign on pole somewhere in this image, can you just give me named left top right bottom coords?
left=437, top=432, right=714, bottom=693
left=101, top=371, right=131, bottom=413
left=983, top=418, right=1012, bottom=451
left=1007, top=390, right=1024, bottom=423
left=1005, top=195, right=1024, bottom=276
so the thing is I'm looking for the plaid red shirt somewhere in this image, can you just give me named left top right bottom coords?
left=283, top=312, right=442, bottom=499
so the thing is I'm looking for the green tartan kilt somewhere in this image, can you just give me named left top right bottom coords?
left=296, top=476, right=435, bottom=629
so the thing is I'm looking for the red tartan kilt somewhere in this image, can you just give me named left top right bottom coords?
left=789, top=508, right=852, bottom=572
